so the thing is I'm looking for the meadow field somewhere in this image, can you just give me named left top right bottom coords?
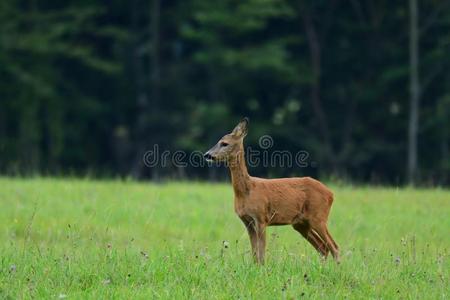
left=0, top=178, right=448, bottom=299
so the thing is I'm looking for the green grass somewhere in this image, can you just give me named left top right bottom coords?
left=0, top=178, right=448, bottom=299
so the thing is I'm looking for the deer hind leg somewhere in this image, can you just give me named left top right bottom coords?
left=326, top=227, right=339, bottom=253
left=310, top=221, right=340, bottom=262
left=292, top=223, right=329, bottom=258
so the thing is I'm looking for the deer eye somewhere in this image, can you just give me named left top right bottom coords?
left=220, top=142, right=229, bottom=147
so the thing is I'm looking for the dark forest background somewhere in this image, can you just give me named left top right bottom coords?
left=0, top=0, right=449, bottom=185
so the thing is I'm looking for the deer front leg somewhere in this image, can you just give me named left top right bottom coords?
left=243, top=218, right=266, bottom=264
left=245, top=221, right=258, bottom=261
left=255, top=222, right=266, bottom=265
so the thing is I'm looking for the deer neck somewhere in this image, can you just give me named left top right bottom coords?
left=229, top=145, right=250, bottom=198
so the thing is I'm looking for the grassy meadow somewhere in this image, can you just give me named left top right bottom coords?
left=0, top=178, right=448, bottom=299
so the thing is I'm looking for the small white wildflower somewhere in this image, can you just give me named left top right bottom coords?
left=223, top=240, right=230, bottom=249
left=9, top=265, right=16, bottom=273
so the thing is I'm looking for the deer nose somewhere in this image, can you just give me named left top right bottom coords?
left=204, top=152, right=213, bottom=160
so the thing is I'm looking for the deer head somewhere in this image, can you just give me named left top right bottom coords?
left=203, top=118, right=249, bottom=163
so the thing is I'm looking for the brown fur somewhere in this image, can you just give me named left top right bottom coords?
left=204, top=118, right=339, bottom=264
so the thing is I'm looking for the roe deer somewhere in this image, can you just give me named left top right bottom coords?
left=204, top=118, right=339, bottom=264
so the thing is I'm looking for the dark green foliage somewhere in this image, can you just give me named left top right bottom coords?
left=0, top=0, right=448, bottom=184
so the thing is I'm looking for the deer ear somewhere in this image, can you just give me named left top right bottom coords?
left=231, top=117, right=249, bottom=138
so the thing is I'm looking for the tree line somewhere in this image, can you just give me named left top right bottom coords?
left=0, top=0, right=449, bottom=185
